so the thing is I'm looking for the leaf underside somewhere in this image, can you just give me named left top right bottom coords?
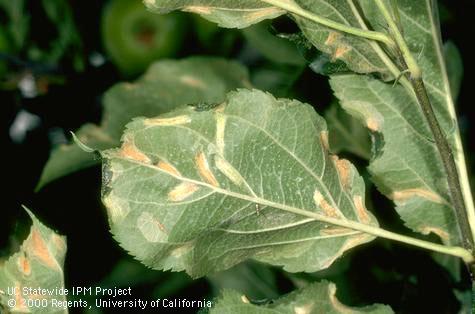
left=0, top=209, right=67, bottom=314
left=331, top=0, right=461, bottom=245
left=102, top=89, right=379, bottom=278
left=210, top=281, right=393, bottom=313
left=37, top=57, right=250, bottom=189
left=144, top=0, right=393, bottom=78
left=144, top=0, right=464, bottom=247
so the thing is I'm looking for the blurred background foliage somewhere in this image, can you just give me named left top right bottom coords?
left=0, top=0, right=473, bottom=313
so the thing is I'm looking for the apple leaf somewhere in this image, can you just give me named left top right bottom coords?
left=101, top=89, right=380, bottom=277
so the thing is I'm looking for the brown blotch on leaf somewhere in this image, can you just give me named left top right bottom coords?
left=294, top=303, right=314, bottom=314
left=214, top=103, right=226, bottom=113
left=29, top=229, right=57, bottom=269
left=313, top=190, right=340, bottom=218
left=168, top=182, right=200, bottom=202
left=195, top=152, right=219, bottom=187
left=119, top=141, right=151, bottom=164
left=420, top=226, right=450, bottom=242
left=325, top=32, right=341, bottom=46
left=332, top=156, right=351, bottom=189
left=156, top=160, right=181, bottom=177
left=391, top=188, right=445, bottom=204
left=184, top=5, right=212, bottom=15
left=144, top=115, right=191, bottom=126
left=17, top=253, right=31, bottom=276
left=353, top=195, right=371, bottom=224
left=334, top=46, right=351, bottom=59
left=366, top=117, right=380, bottom=132
left=179, top=75, right=206, bottom=88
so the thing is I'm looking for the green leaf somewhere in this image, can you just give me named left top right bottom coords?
left=101, top=88, right=380, bottom=277
left=291, top=0, right=393, bottom=79
left=443, top=41, right=463, bottom=102
left=0, top=208, right=67, bottom=314
left=329, top=1, right=464, bottom=246
left=242, top=21, right=305, bottom=65
left=144, top=0, right=394, bottom=78
left=37, top=57, right=251, bottom=190
left=330, top=74, right=458, bottom=244
left=144, top=0, right=286, bottom=29
left=210, top=281, right=393, bottom=313
left=325, top=102, right=371, bottom=160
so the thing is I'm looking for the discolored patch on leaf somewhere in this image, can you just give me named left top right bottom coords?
left=29, top=229, right=58, bottom=269
left=102, top=89, right=380, bottom=277
left=366, top=117, right=381, bottom=132
left=179, top=75, right=206, bottom=88
left=183, top=5, right=213, bottom=15
left=240, top=295, right=250, bottom=304
left=325, top=32, right=341, bottom=46
left=333, top=46, right=351, bottom=60
left=215, top=156, right=245, bottom=187
left=391, top=189, right=446, bottom=205
left=419, top=227, right=450, bottom=243
left=353, top=195, right=371, bottom=224
left=332, top=156, right=351, bottom=189
left=319, top=131, right=330, bottom=151
left=119, top=140, right=151, bottom=164
left=156, top=160, right=182, bottom=177
left=17, top=254, right=31, bottom=276
left=144, top=115, right=191, bottom=126
left=313, top=190, right=341, bottom=219
left=195, top=152, right=219, bottom=187
left=137, top=212, right=168, bottom=242
left=168, top=182, right=200, bottom=202
left=103, top=193, right=129, bottom=224
left=215, top=113, right=227, bottom=155
left=144, top=0, right=285, bottom=28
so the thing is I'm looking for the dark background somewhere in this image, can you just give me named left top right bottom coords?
left=1, top=1, right=473, bottom=313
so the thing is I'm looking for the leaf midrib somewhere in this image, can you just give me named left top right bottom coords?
left=111, top=154, right=381, bottom=240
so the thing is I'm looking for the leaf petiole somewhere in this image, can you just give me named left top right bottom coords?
left=260, top=0, right=395, bottom=48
